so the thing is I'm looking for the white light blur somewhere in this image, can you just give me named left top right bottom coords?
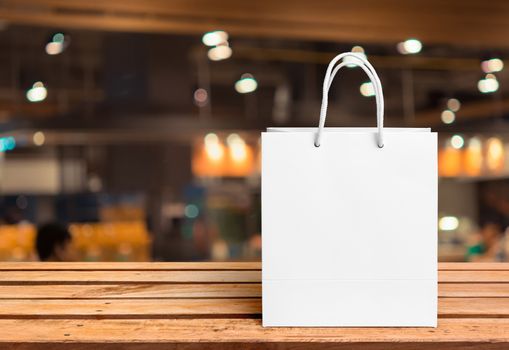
left=226, top=133, right=247, bottom=162
left=202, top=31, right=229, bottom=47
left=52, top=33, right=65, bottom=43
left=235, top=74, right=257, bottom=94
left=352, top=46, right=365, bottom=54
left=207, top=44, right=232, bottom=61
left=45, top=32, right=68, bottom=55
left=397, top=39, right=422, bottom=55
left=193, top=88, right=208, bottom=107
left=184, top=204, right=199, bottom=219
left=486, top=137, right=504, bottom=171
left=345, top=46, right=367, bottom=67
left=469, top=137, right=482, bottom=151
left=441, top=110, right=455, bottom=124
left=451, top=135, right=464, bottom=149
left=33, top=131, right=45, bottom=146
left=481, top=58, right=504, bottom=73
left=205, top=133, right=219, bottom=144
left=447, top=98, right=461, bottom=112
left=439, top=216, right=459, bottom=231
left=359, top=82, right=375, bottom=97
left=26, top=81, right=47, bottom=102
left=478, top=74, right=499, bottom=93
left=45, top=41, right=63, bottom=55
left=204, top=133, right=224, bottom=161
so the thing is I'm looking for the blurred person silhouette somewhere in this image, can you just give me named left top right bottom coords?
left=466, top=221, right=505, bottom=262
left=36, top=223, right=75, bottom=261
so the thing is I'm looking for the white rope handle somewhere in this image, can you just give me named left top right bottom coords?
left=315, top=52, right=384, bottom=148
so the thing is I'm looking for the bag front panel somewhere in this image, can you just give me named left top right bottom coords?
left=262, top=131, right=437, bottom=281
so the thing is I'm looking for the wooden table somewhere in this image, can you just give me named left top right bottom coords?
left=0, top=262, right=508, bottom=349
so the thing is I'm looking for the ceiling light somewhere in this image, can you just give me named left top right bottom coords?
left=478, top=74, right=499, bottom=93
left=193, top=88, right=208, bottom=107
left=451, top=135, right=464, bottom=149
left=441, top=110, right=455, bottom=124
left=45, top=32, right=69, bottom=55
left=33, top=131, right=45, bottom=146
left=447, top=98, right=461, bottom=112
left=207, top=44, right=232, bottom=61
left=439, top=216, right=459, bottom=231
left=45, top=41, right=63, bottom=55
left=481, top=58, right=504, bottom=73
left=345, top=46, right=367, bottom=67
left=202, top=31, right=229, bottom=47
left=235, top=74, right=257, bottom=94
left=359, top=82, right=375, bottom=97
left=26, top=81, right=47, bottom=102
left=397, top=38, right=422, bottom=55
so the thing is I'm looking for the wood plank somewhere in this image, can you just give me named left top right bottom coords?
left=1, top=269, right=508, bottom=283
left=439, top=263, right=509, bottom=271
left=439, top=298, right=509, bottom=318
left=439, top=283, right=509, bottom=298
left=0, top=262, right=261, bottom=271
left=0, top=297, right=506, bottom=318
left=0, top=262, right=507, bottom=271
left=0, top=271, right=261, bottom=283
left=439, top=271, right=509, bottom=283
left=0, top=282, right=507, bottom=299
left=0, top=318, right=508, bottom=344
left=0, top=284, right=261, bottom=299
left=0, top=298, right=261, bottom=317
left=1, top=282, right=508, bottom=299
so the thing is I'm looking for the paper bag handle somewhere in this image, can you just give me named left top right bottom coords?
left=315, top=52, right=384, bottom=148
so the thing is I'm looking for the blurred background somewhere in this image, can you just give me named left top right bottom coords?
left=0, top=0, right=508, bottom=262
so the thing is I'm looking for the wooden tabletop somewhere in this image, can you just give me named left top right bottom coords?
left=0, top=262, right=508, bottom=349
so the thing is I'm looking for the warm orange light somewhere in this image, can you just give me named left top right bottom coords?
left=192, top=141, right=227, bottom=177
left=192, top=134, right=255, bottom=177
left=463, top=137, right=482, bottom=176
left=486, top=137, right=504, bottom=173
left=227, top=134, right=247, bottom=162
left=224, top=134, right=254, bottom=176
left=204, top=133, right=224, bottom=162
left=438, top=147, right=462, bottom=177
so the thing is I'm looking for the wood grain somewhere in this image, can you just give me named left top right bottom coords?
left=0, top=298, right=262, bottom=317
left=0, top=297, right=506, bottom=318
left=0, top=262, right=508, bottom=349
left=0, top=283, right=261, bottom=299
left=439, top=263, right=509, bottom=271
left=1, top=262, right=507, bottom=271
left=0, top=270, right=261, bottom=283
left=1, top=269, right=509, bottom=283
left=0, top=318, right=509, bottom=343
left=1, top=283, right=508, bottom=299
left=439, top=283, right=509, bottom=297
left=0, top=262, right=261, bottom=271
left=439, top=271, right=509, bottom=283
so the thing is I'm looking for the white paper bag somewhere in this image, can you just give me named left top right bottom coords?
left=262, top=52, right=437, bottom=327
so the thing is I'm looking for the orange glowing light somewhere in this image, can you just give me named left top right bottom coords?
left=438, top=147, right=462, bottom=177
left=463, top=137, right=482, bottom=176
left=486, top=137, right=504, bottom=173
left=192, top=134, right=255, bottom=178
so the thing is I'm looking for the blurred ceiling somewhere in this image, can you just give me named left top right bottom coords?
left=0, top=1, right=508, bottom=146
left=1, top=0, right=509, bottom=48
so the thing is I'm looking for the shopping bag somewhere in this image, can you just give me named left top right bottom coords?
left=262, top=52, right=437, bottom=327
